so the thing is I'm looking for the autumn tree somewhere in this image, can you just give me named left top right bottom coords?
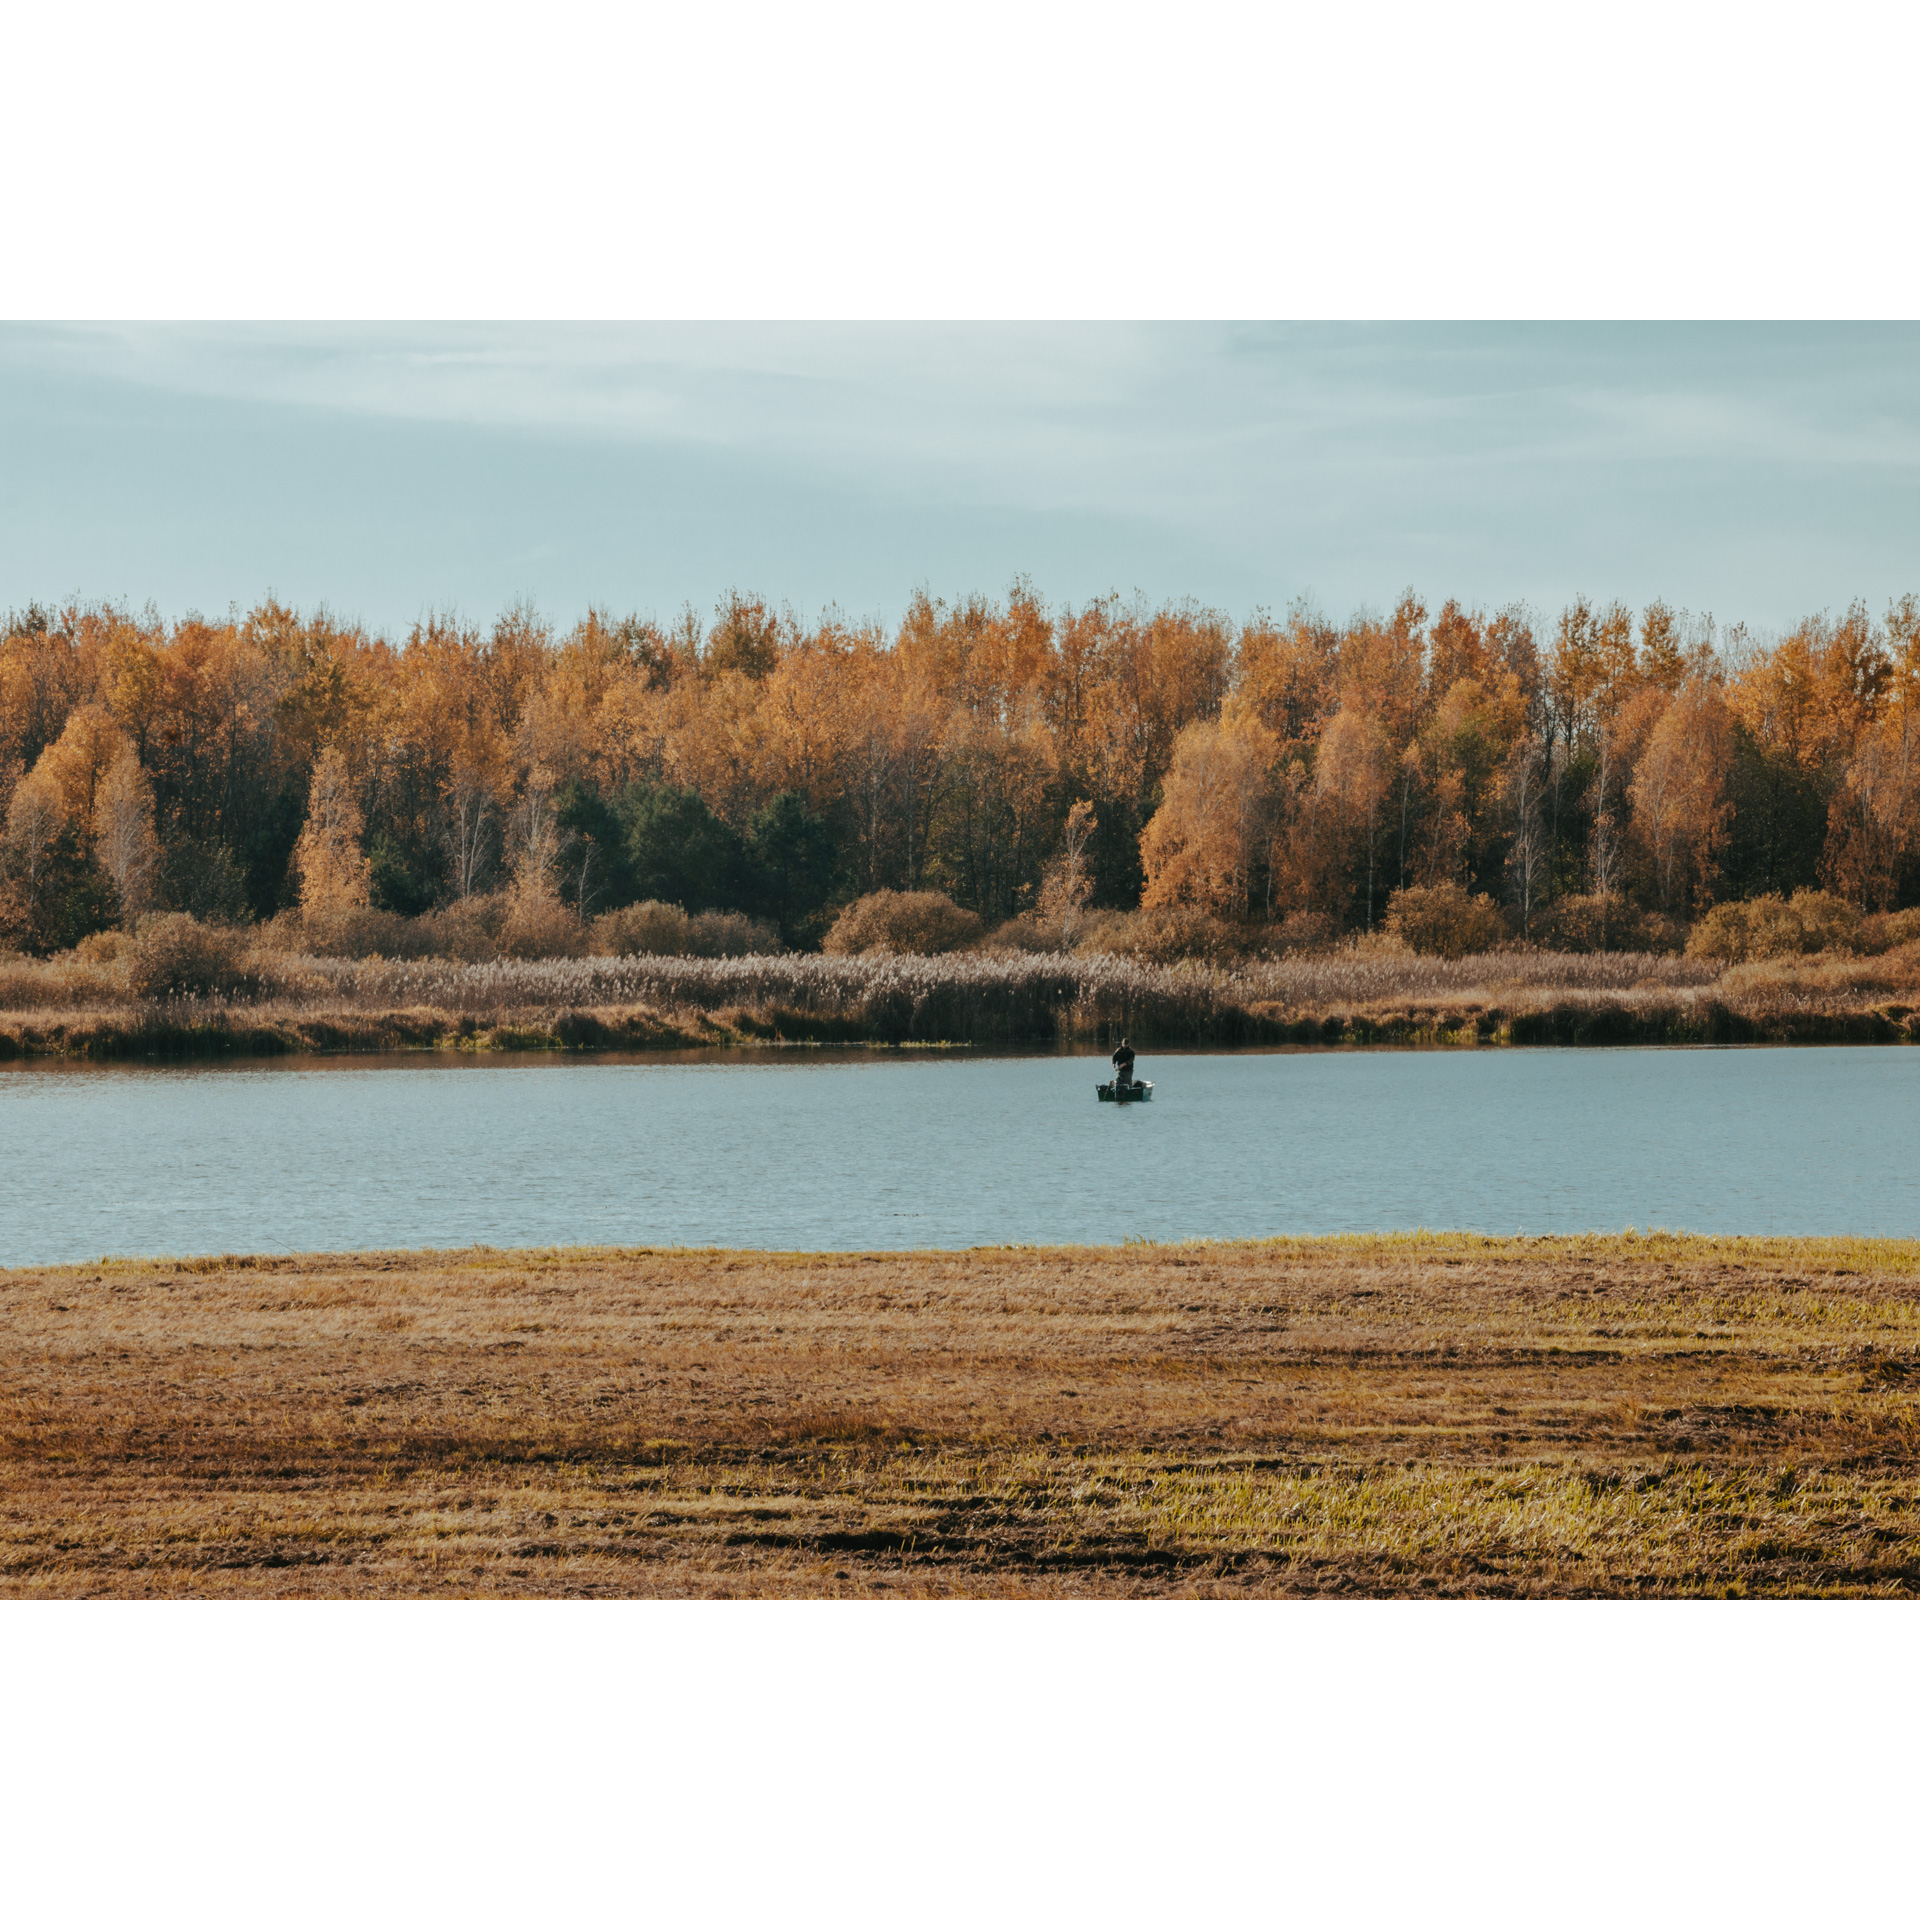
left=705, top=591, right=788, bottom=680
left=1047, top=589, right=1231, bottom=907
left=1332, top=592, right=1427, bottom=896
left=1630, top=677, right=1734, bottom=912
left=1038, top=799, right=1099, bottom=943
left=1140, top=718, right=1277, bottom=918
left=3, top=762, right=62, bottom=908
left=292, top=745, right=372, bottom=920
left=1409, top=670, right=1528, bottom=893
left=1549, top=596, right=1638, bottom=756
left=1500, top=736, right=1550, bottom=936
left=0, top=603, right=97, bottom=789
left=8, top=580, right=1920, bottom=952
left=1, top=752, right=115, bottom=951
left=506, top=762, right=568, bottom=902
left=836, top=640, right=942, bottom=895
left=1823, top=705, right=1920, bottom=907
left=1823, top=597, right=1920, bottom=906
left=94, top=740, right=161, bottom=918
left=439, top=760, right=500, bottom=901
left=1723, top=605, right=1888, bottom=896
left=34, top=702, right=126, bottom=834
left=1310, top=707, right=1393, bottom=928
left=1639, top=601, right=1686, bottom=693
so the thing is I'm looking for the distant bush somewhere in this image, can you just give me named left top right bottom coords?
left=1272, top=910, right=1340, bottom=953
left=249, top=911, right=307, bottom=955
left=73, top=929, right=135, bottom=965
left=124, top=914, right=263, bottom=999
left=497, top=886, right=589, bottom=959
left=824, top=890, right=982, bottom=956
left=578, top=899, right=778, bottom=960
left=1076, top=908, right=1248, bottom=966
left=1689, top=897, right=1765, bottom=962
left=1383, top=883, right=1507, bottom=959
left=1688, top=891, right=1861, bottom=963
left=416, top=895, right=509, bottom=960
left=0, top=943, right=134, bottom=1010
left=980, top=907, right=1136, bottom=955
left=685, top=909, right=781, bottom=957
left=293, top=904, right=413, bottom=959
left=593, top=900, right=693, bottom=957
left=1534, top=893, right=1683, bottom=955
left=1770, top=890, right=1860, bottom=954
left=1858, top=906, right=1920, bottom=955
left=978, top=910, right=1062, bottom=954
left=1023, top=907, right=1326, bottom=965
left=231, top=893, right=776, bottom=966
left=254, top=896, right=508, bottom=962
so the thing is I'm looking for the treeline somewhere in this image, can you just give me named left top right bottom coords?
left=1, top=582, right=1917, bottom=955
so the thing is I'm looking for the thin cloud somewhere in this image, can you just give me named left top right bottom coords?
left=1, top=323, right=1916, bottom=634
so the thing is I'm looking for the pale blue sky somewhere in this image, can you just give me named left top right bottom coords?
left=3, top=324, right=1915, bottom=639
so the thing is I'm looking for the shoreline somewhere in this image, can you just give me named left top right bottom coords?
left=4, top=995, right=1918, bottom=1062
left=7, top=1232, right=1917, bottom=1597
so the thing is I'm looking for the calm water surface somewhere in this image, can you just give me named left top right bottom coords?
left=3, top=1048, right=1918, bottom=1264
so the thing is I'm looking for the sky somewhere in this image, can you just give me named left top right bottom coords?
left=3, top=322, right=1916, bottom=643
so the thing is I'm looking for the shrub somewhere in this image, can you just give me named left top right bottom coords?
left=248, top=912, right=306, bottom=955
left=685, top=910, right=781, bottom=957
left=1272, top=910, right=1339, bottom=953
left=496, top=886, right=589, bottom=959
left=1534, top=893, right=1683, bottom=955
left=296, top=904, right=414, bottom=959
left=414, top=895, right=508, bottom=960
left=1688, top=891, right=1861, bottom=963
left=979, top=910, right=1064, bottom=954
left=1076, top=909, right=1248, bottom=965
left=1382, top=883, right=1507, bottom=958
left=73, top=929, right=135, bottom=965
left=124, top=914, right=261, bottom=999
left=823, top=889, right=982, bottom=956
left=1857, top=907, right=1920, bottom=955
left=591, top=898, right=779, bottom=960
left=1772, top=889, right=1860, bottom=954
left=254, top=900, right=502, bottom=962
left=593, top=900, right=692, bottom=957
left=980, top=907, right=1142, bottom=955
left=591, top=901, right=778, bottom=958
left=1686, top=901, right=1753, bottom=963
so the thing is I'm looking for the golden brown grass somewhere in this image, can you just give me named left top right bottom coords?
left=4, top=941, right=1919, bottom=1059
left=5, top=1234, right=1919, bottom=1598
left=0, top=1000, right=746, bottom=1061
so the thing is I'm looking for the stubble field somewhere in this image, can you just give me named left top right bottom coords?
left=4, top=1234, right=1918, bottom=1597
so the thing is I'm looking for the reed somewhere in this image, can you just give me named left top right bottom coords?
left=3, top=942, right=1918, bottom=1059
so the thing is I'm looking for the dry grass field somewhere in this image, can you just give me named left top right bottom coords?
left=5, top=1234, right=1919, bottom=1598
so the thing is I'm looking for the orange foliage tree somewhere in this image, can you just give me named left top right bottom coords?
left=5, top=581, right=1920, bottom=951
left=1630, top=677, right=1735, bottom=911
left=1140, top=717, right=1279, bottom=918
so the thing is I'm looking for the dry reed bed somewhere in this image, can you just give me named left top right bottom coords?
left=5, top=1234, right=1918, bottom=1597
left=4, top=944, right=1919, bottom=1058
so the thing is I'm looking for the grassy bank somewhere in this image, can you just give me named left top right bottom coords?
left=0, top=1002, right=756, bottom=1061
left=6, top=999, right=1919, bottom=1061
left=5, top=1234, right=1918, bottom=1597
left=4, top=943, right=1920, bottom=1058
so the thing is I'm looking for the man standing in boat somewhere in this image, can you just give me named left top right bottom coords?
left=1111, top=1035, right=1136, bottom=1091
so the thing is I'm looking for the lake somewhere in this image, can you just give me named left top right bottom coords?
left=3, top=1047, right=1918, bottom=1265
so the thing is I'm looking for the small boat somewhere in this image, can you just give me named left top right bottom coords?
left=1097, top=1079, right=1153, bottom=1103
